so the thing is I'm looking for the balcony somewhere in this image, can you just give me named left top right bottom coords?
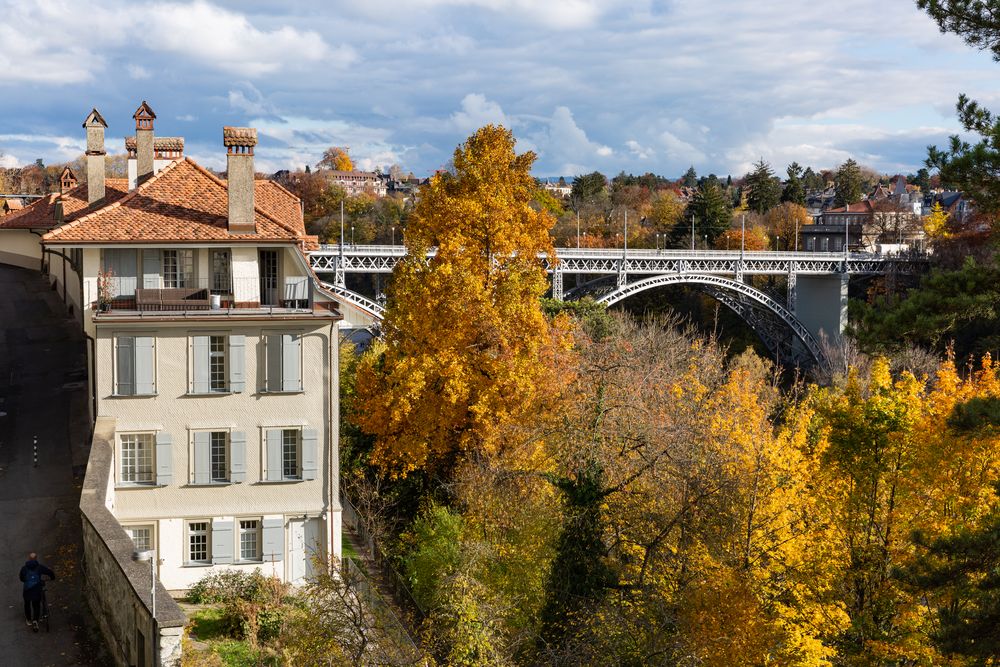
left=90, top=276, right=331, bottom=318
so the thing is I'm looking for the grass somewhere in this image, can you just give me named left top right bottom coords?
left=189, top=607, right=228, bottom=642
left=186, top=606, right=279, bottom=667
left=342, top=530, right=361, bottom=560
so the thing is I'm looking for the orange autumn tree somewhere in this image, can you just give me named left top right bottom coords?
left=354, top=125, right=567, bottom=476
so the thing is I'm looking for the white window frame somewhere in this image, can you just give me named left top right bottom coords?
left=186, top=520, right=212, bottom=565
left=124, top=524, right=156, bottom=553
left=209, top=335, right=228, bottom=393
left=163, top=249, right=194, bottom=288
left=237, top=518, right=263, bottom=562
left=210, top=430, right=229, bottom=483
left=119, top=432, right=156, bottom=485
left=210, top=249, right=232, bottom=295
left=282, top=428, right=301, bottom=481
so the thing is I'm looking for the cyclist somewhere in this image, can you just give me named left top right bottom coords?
left=19, top=552, right=55, bottom=632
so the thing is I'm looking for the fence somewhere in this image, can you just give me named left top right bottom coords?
left=340, top=492, right=427, bottom=630
left=342, top=556, right=423, bottom=662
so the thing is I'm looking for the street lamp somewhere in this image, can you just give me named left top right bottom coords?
left=351, top=225, right=355, bottom=247
left=702, top=234, right=707, bottom=249
left=133, top=549, right=157, bottom=663
left=391, top=226, right=395, bottom=246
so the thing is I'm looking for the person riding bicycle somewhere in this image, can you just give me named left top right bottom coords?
left=19, top=552, right=55, bottom=632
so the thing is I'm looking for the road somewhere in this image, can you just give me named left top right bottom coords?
left=0, top=265, right=106, bottom=665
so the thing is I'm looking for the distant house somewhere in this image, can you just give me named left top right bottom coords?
left=539, top=178, right=572, bottom=198
left=1, top=197, right=24, bottom=215
left=324, top=170, right=387, bottom=197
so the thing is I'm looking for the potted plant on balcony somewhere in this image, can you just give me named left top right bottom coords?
left=97, top=268, right=115, bottom=312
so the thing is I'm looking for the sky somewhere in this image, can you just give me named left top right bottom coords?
left=0, top=0, right=995, bottom=179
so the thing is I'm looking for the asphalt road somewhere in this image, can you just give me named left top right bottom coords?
left=0, top=265, right=106, bottom=665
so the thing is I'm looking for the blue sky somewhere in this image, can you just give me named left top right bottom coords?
left=0, top=0, right=995, bottom=179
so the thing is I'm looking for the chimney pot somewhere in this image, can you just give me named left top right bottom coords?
left=224, top=127, right=258, bottom=234
left=82, top=108, right=107, bottom=204
left=133, top=101, right=156, bottom=184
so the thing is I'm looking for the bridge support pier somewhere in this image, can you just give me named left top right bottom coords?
left=792, top=273, right=848, bottom=347
left=552, top=269, right=564, bottom=301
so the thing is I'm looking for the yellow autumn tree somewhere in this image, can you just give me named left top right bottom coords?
left=317, top=146, right=353, bottom=172
left=353, top=125, right=569, bottom=475
left=923, top=201, right=949, bottom=239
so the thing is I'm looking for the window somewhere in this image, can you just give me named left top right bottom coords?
left=806, top=237, right=816, bottom=252
left=239, top=520, right=262, bottom=561
left=821, top=238, right=829, bottom=252
left=211, top=250, right=231, bottom=294
left=191, top=334, right=244, bottom=394
left=163, top=249, right=194, bottom=288
left=188, top=521, right=211, bottom=564
left=265, top=428, right=316, bottom=482
left=265, top=333, right=302, bottom=392
left=120, top=433, right=154, bottom=484
left=209, top=336, right=227, bottom=392
left=259, top=250, right=279, bottom=306
left=115, top=335, right=156, bottom=396
left=210, top=432, right=229, bottom=483
left=282, top=430, right=300, bottom=479
left=125, top=525, right=155, bottom=553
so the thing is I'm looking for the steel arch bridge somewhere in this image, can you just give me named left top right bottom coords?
left=595, top=273, right=822, bottom=365
left=310, top=245, right=926, bottom=367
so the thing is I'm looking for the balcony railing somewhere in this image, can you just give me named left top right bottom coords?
left=91, top=276, right=312, bottom=313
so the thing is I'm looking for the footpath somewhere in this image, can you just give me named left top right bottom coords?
left=0, top=265, right=106, bottom=665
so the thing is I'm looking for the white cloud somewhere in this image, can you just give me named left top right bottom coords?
left=0, top=152, right=19, bottom=168
left=127, top=64, right=151, bottom=80
left=176, top=114, right=198, bottom=122
left=450, top=94, right=510, bottom=132
left=626, top=140, right=654, bottom=160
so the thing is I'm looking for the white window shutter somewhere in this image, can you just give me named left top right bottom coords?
left=230, top=431, right=246, bottom=483
left=262, top=518, right=284, bottom=561
left=212, top=519, right=233, bottom=564
left=302, top=428, right=318, bottom=481
left=193, top=432, right=211, bottom=485
left=191, top=335, right=210, bottom=393
left=116, top=336, right=135, bottom=396
left=265, top=430, right=282, bottom=481
left=155, top=432, right=172, bottom=486
left=228, top=335, right=245, bottom=393
left=266, top=335, right=282, bottom=391
left=281, top=334, right=301, bottom=391
left=134, top=337, right=155, bottom=395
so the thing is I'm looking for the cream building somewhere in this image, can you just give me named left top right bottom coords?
left=37, top=103, right=342, bottom=591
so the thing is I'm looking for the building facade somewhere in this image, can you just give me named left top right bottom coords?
left=37, top=103, right=342, bottom=591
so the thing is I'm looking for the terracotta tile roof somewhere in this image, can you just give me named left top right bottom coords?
left=0, top=180, right=129, bottom=230
left=42, top=158, right=305, bottom=244
left=826, top=201, right=873, bottom=214
left=125, top=136, right=185, bottom=152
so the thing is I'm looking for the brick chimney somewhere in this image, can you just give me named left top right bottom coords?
left=133, top=101, right=156, bottom=184
left=82, top=108, right=107, bottom=204
left=223, top=127, right=257, bottom=234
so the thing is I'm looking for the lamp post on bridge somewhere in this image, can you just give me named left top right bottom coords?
left=391, top=225, right=395, bottom=246
left=690, top=213, right=695, bottom=251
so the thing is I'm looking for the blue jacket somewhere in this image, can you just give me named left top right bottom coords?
left=19, top=560, right=55, bottom=593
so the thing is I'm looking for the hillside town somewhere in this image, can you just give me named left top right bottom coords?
left=3, top=2, right=1000, bottom=667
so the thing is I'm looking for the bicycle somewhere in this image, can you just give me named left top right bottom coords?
left=39, top=585, right=50, bottom=633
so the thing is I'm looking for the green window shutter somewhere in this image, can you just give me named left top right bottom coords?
left=230, top=431, right=246, bottom=483
left=191, top=335, right=210, bottom=393
left=301, top=428, right=318, bottom=481
left=193, top=432, right=211, bottom=485
left=228, top=335, right=245, bottom=393
left=116, top=336, right=135, bottom=396
left=265, top=430, right=282, bottom=482
left=281, top=334, right=301, bottom=391
left=142, top=249, right=160, bottom=289
left=266, top=335, right=282, bottom=391
left=211, top=519, right=233, bottom=565
left=155, top=432, right=172, bottom=486
left=262, top=518, right=284, bottom=561
left=134, top=337, right=155, bottom=395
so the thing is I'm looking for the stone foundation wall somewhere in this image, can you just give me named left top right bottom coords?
left=81, top=417, right=186, bottom=667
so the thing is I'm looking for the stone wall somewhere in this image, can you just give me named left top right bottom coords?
left=80, top=417, right=186, bottom=667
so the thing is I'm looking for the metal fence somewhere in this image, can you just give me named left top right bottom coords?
left=340, top=492, right=427, bottom=629
left=342, top=556, right=422, bottom=661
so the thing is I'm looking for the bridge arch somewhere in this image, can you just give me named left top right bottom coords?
left=594, top=273, right=823, bottom=366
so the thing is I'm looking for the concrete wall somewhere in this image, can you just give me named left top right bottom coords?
left=0, top=229, right=42, bottom=269
left=81, top=417, right=186, bottom=667
left=792, top=273, right=848, bottom=345
left=93, top=321, right=340, bottom=589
